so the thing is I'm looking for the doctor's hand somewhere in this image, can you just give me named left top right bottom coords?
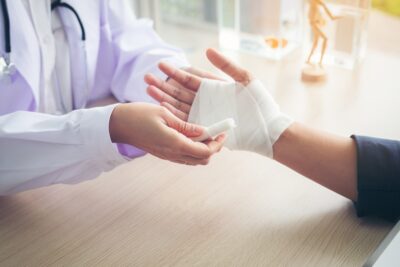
left=145, top=48, right=253, bottom=120
left=109, top=103, right=225, bottom=165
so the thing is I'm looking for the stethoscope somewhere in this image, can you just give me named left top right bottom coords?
left=0, top=0, right=89, bottom=111
left=0, top=0, right=15, bottom=78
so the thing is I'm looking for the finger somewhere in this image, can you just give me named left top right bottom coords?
left=147, top=85, right=191, bottom=114
left=146, top=85, right=164, bottom=103
left=163, top=109, right=204, bottom=138
left=148, top=142, right=209, bottom=165
left=184, top=67, right=224, bottom=81
left=206, top=48, right=253, bottom=85
left=159, top=62, right=202, bottom=92
left=179, top=139, right=212, bottom=160
left=168, top=132, right=212, bottom=159
left=151, top=153, right=197, bottom=166
left=144, top=73, right=195, bottom=104
left=174, top=155, right=210, bottom=166
left=214, top=134, right=227, bottom=152
left=169, top=159, right=196, bottom=166
left=162, top=108, right=213, bottom=159
left=161, top=102, right=189, bottom=121
left=165, top=133, right=212, bottom=160
left=204, top=133, right=226, bottom=154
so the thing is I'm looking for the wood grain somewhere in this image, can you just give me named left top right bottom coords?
left=0, top=152, right=393, bottom=266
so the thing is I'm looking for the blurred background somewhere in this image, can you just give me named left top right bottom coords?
left=372, top=0, right=400, bottom=15
left=130, top=0, right=400, bottom=28
left=126, top=0, right=400, bottom=140
left=128, top=0, right=400, bottom=66
left=130, top=0, right=218, bottom=29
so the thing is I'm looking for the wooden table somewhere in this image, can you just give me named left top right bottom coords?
left=1, top=10, right=399, bottom=267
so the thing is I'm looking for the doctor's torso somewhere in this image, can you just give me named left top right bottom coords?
left=0, top=0, right=115, bottom=115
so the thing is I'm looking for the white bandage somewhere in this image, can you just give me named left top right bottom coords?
left=188, top=79, right=293, bottom=157
left=192, top=118, right=236, bottom=142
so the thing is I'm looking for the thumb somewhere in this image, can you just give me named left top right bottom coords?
left=163, top=109, right=205, bottom=138
left=206, top=48, right=253, bottom=85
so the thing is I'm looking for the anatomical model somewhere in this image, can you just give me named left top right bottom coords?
left=302, top=0, right=341, bottom=82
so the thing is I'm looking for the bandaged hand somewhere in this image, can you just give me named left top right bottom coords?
left=145, top=49, right=293, bottom=157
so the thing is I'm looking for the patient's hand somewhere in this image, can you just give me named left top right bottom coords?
left=145, top=48, right=292, bottom=158
left=145, top=49, right=253, bottom=121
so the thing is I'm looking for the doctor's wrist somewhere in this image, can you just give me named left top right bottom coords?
left=109, top=104, right=126, bottom=144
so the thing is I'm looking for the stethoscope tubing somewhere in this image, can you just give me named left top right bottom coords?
left=51, top=0, right=85, bottom=41
left=0, top=0, right=11, bottom=54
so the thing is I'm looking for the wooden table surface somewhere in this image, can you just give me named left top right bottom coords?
left=1, top=10, right=399, bottom=267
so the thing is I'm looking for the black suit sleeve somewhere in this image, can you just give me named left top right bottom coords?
left=351, top=135, right=400, bottom=221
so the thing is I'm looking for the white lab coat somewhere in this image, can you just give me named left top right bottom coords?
left=0, top=0, right=188, bottom=195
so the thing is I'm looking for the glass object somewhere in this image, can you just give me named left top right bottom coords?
left=218, top=0, right=305, bottom=60
left=306, top=0, right=370, bottom=69
left=157, top=0, right=217, bottom=27
left=132, top=0, right=218, bottom=27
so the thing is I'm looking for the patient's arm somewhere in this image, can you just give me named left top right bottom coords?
left=274, top=122, right=357, bottom=201
left=145, top=48, right=357, bottom=201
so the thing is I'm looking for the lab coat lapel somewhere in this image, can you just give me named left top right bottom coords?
left=7, top=0, right=41, bottom=106
left=57, top=0, right=100, bottom=108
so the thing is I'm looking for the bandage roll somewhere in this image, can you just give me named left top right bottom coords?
left=192, top=118, right=236, bottom=142
left=206, top=118, right=236, bottom=139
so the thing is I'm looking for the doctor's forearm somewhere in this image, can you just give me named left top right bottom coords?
left=273, top=122, right=358, bottom=201
left=0, top=106, right=126, bottom=195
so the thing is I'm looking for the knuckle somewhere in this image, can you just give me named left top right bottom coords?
left=180, top=122, right=187, bottom=133
left=183, top=75, right=192, bottom=86
left=171, top=107, right=179, bottom=117
left=159, top=92, right=166, bottom=104
left=173, top=87, right=181, bottom=97
left=187, top=123, right=196, bottom=133
left=220, top=61, right=230, bottom=71
left=175, top=99, right=182, bottom=109
left=161, top=79, right=168, bottom=90
left=171, top=68, right=178, bottom=79
left=178, top=123, right=185, bottom=134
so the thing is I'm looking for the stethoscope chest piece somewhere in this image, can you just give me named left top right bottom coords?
left=0, top=56, right=16, bottom=82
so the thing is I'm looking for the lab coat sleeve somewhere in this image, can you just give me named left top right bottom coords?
left=0, top=105, right=128, bottom=195
left=105, top=0, right=190, bottom=103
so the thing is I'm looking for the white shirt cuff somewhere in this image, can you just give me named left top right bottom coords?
left=80, top=104, right=129, bottom=171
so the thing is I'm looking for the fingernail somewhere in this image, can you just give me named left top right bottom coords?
left=159, top=61, right=170, bottom=67
left=218, top=133, right=226, bottom=141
